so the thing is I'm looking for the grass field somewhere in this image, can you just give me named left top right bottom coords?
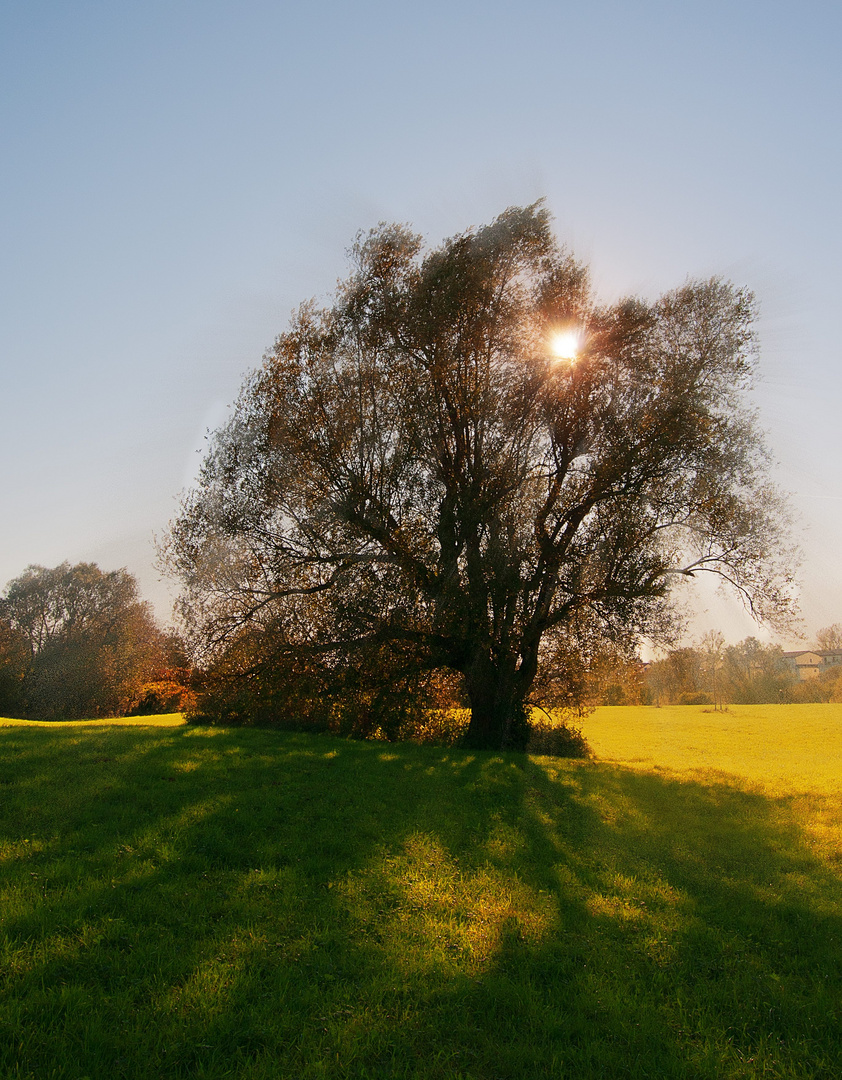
left=0, top=714, right=187, bottom=729
left=1, top=706, right=840, bottom=1078
left=579, top=703, right=842, bottom=794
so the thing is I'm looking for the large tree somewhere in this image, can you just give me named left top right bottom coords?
left=0, top=562, right=167, bottom=719
left=165, top=204, right=796, bottom=748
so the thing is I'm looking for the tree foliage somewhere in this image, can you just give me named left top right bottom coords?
left=815, top=624, right=842, bottom=652
left=165, top=203, right=796, bottom=748
left=0, top=617, right=29, bottom=717
left=722, top=637, right=792, bottom=704
left=0, top=562, right=176, bottom=720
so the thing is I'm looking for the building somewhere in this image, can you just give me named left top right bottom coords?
left=783, top=650, right=842, bottom=681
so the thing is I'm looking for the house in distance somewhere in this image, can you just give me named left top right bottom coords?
left=783, top=650, right=842, bottom=681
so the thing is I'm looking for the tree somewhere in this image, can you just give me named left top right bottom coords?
left=721, top=637, right=793, bottom=704
left=165, top=203, right=796, bottom=749
left=646, top=634, right=795, bottom=706
left=0, top=562, right=168, bottom=720
left=645, top=647, right=706, bottom=705
left=815, top=624, right=842, bottom=652
left=128, top=630, right=195, bottom=716
left=698, top=630, right=726, bottom=710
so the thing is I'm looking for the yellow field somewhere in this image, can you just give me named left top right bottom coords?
left=0, top=713, right=186, bottom=728
left=578, top=703, right=842, bottom=794
left=575, top=703, right=842, bottom=868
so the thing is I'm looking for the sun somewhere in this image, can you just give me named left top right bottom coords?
left=549, top=329, right=580, bottom=361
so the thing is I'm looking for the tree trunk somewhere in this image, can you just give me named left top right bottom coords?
left=462, top=652, right=529, bottom=750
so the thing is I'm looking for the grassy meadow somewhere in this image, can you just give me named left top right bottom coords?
left=0, top=705, right=840, bottom=1079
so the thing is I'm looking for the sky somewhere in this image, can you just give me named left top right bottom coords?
left=1, top=0, right=840, bottom=648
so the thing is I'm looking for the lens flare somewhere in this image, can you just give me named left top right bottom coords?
left=550, top=330, right=580, bottom=361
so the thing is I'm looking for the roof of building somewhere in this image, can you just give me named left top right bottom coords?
left=783, top=649, right=842, bottom=660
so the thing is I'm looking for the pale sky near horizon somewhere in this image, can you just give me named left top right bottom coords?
left=1, top=1, right=840, bottom=649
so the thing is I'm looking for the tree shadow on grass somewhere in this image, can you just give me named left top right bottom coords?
left=494, top=757, right=842, bottom=1078
left=1, top=728, right=841, bottom=1079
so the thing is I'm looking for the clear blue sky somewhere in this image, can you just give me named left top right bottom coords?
left=1, top=1, right=840, bottom=645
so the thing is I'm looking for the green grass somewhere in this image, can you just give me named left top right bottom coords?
left=1, top=710, right=841, bottom=1078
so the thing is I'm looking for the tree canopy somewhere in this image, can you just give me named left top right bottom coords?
left=165, top=203, right=796, bottom=748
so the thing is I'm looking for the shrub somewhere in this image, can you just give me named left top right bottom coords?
left=187, top=628, right=471, bottom=742
left=679, top=691, right=714, bottom=706
left=526, top=716, right=592, bottom=758
left=406, top=708, right=471, bottom=746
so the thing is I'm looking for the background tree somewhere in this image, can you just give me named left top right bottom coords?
left=646, top=635, right=796, bottom=706
left=815, top=624, right=842, bottom=652
left=698, top=630, right=726, bottom=710
left=646, top=647, right=706, bottom=706
left=0, top=616, right=28, bottom=717
left=128, top=631, right=195, bottom=716
left=0, top=562, right=171, bottom=720
left=721, top=638, right=792, bottom=704
left=165, top=204, right=796, bottom=749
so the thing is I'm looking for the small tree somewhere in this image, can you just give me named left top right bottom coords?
left=165, top=204, right=796, bottom=749
left=699, top=630, right=726, bottom=710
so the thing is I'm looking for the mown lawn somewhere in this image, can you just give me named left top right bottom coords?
left=0, top=709, right=840, bottom=1079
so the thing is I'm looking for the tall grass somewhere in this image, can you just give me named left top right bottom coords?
left=1, top=710, right=840, bottom=1078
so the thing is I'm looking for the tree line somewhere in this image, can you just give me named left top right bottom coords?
left=2, top=557, right=835, bottom=725
left=639, top=627, right=842, bottom=707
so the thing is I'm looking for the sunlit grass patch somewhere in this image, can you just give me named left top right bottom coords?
left=577, top=703, right=842, bottom=793
left=0, top=712, right=187, bottom=728
left=573, top=703, right=842, bottom=871
left=344, top=830, right=557, bottom=972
